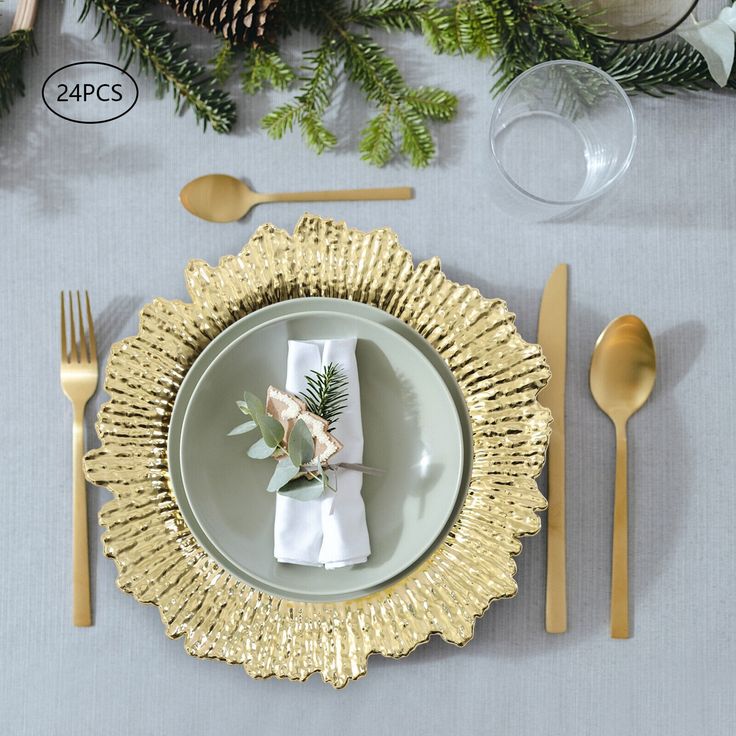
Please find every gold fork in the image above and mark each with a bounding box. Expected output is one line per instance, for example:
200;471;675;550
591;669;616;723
60;291;98;627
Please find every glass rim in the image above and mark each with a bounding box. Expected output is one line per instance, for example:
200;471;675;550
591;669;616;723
488;60;637;208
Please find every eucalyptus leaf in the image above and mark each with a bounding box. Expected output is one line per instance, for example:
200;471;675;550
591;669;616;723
242;389;284;448
259;413;284;448
247;437;275;459
227;420;257;436
278;477;324;501
288;418;314;467
236;400;251;416
242;390;265;419
267;458;300;492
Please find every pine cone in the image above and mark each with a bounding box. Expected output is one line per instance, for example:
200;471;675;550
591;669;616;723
164;0;281;47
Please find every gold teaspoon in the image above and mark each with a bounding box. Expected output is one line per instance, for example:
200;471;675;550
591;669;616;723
590;315;656;639
180;174;414;222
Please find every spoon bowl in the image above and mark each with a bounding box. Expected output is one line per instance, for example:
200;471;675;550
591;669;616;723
590;314;656;639
179;174;413;222
590;315;656;423
180;174;254;223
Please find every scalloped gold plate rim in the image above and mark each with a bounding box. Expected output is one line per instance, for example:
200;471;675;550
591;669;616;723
84;214;551;688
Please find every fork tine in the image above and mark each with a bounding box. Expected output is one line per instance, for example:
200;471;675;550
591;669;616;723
85;291;97;362
68;291;79;363
60;291;68;363
76;291;89;363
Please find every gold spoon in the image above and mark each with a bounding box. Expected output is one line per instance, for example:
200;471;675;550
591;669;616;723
590;315;656;639
180;174;414;222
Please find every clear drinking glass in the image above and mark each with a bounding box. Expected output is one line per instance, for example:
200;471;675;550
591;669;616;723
489;60;637;221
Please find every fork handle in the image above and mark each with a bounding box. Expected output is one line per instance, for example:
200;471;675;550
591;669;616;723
72;406;91;626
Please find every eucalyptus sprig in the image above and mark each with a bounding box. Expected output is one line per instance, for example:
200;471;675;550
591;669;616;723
229;389;330;501
228;375;382;501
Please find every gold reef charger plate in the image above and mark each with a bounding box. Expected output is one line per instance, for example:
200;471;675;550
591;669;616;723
84;214;551;688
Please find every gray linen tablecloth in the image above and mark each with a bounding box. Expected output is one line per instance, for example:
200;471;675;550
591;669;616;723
2;2;734;734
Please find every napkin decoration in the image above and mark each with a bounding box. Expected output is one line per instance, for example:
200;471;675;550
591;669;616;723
678;4;736;87
227;339;377;567
266;386;343;466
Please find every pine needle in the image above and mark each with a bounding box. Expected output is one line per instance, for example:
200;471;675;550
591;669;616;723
299;363;349;429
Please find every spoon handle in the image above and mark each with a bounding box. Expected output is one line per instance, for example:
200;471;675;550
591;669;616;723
611;423;629;638
259;187;413;204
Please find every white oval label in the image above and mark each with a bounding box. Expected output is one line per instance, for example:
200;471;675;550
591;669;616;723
42;61;138;124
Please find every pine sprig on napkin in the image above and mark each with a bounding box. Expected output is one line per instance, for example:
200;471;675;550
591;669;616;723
299;363;349;429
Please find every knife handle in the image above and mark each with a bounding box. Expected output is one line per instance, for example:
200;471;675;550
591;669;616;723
545;420;567;633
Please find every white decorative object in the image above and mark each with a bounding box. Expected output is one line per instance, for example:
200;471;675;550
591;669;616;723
678;4;736;87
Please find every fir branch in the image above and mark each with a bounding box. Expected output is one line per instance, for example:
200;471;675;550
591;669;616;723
360;109;394;166
262;38;339;153
347;0;436;32
241;45;296;95
264;0;457;166
452;0;504;58
299;363;349;429
435;0;607;92
278;0;339;35
337;29;454;166
600;40;732;95
79;0;236;132
210;39;235;85
261;101;300;138
420;9;456;54
0;29;34;116
434;1;728;98
403;86;458;120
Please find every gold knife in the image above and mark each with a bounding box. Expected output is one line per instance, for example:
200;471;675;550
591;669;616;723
537;264;568;633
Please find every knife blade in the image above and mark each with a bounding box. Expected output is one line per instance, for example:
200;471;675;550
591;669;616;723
537;264;568;634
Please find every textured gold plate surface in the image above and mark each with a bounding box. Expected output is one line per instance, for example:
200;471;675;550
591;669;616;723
84;214;551;688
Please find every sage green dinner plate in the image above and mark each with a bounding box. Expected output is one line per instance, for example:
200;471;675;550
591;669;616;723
178;310;464;600
168;298;473;601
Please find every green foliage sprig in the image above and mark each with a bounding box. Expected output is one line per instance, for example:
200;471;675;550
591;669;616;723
79;0;236;132
432;1;735;95
229;389;328;500
603;40;728;95
66;0;736;162
229;367;380;501
299;362;349;429
0;29;34;116
215;0;458;167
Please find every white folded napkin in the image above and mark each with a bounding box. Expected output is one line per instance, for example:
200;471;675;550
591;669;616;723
273;338;371;568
